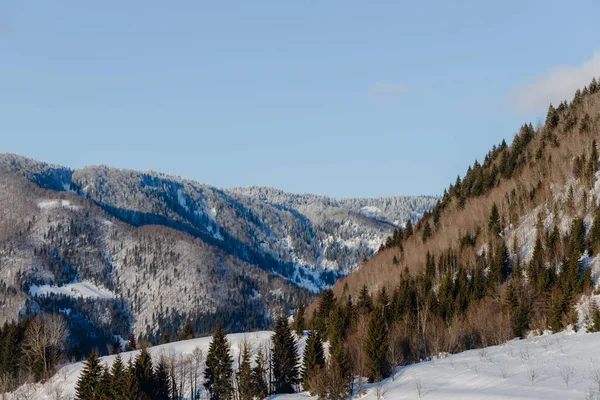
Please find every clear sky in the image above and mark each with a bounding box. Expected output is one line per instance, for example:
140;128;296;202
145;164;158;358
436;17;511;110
1;1;599;198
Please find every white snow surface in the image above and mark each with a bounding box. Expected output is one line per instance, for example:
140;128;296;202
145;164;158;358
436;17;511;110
28;281;116;299
37;199;79;211
15;328;600;400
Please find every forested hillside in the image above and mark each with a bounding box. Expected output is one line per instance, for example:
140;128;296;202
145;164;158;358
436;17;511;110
300;77;600;396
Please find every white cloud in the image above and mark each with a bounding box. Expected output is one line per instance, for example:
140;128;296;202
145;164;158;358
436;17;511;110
368;83;407;100
509;51;600;115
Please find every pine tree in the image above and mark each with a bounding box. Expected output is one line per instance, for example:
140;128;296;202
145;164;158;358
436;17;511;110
135;346;156;400
204;323;233;400
327;338;352;399
96;366;113;400
250;349;268;399
589;301;600;333
315;290;335;337
421;220;432;243
75;350;102;400
271;315;300;394
125;358;140;400
488;203;501;237
357;285;373;314
178;321;195;341
111;354;127;400
294;300;305;337
154;359;171;400
590;206;600;253
301;330;325;393
364;307;390;383
237;341;253;400
404;220;413;238
126;334;137;351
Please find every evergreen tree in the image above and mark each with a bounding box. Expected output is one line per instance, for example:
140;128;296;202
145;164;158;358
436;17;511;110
250;349;268;399
126;334;137;351
204;323;233;400
488;203;501;237
590;206;600;253
364;307;390;383
404;220;413;239
154;359;171;400
271;315;300;394
315;290;335;337
237;341;253;400
294;300;305;337
327;338;352;399
111;354;127;400
421;220;432;243
357;285;373;314
96;366;113;400
135;346;156;400
301;330;325;393
178;321;195;341
75;350;102;400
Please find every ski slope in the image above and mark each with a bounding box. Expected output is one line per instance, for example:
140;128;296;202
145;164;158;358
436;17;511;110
11;329;600;399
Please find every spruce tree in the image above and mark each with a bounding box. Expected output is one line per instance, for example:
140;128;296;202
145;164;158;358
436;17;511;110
327;339;352;400
178;321;195;341
75;350;102;400
488;203;501;237
271;315;300;394
126;334;137;351
294;300;306;337
404;220;413;238
421;220;432;243
301;330;325;393
590;206;600;253
204;323;233;400
154;359;171;400
96;366;113;400
357;285;373;314
250;349;268;399
135;346;156;400
111;353;127;400
364;307;390;383
237;341;253;400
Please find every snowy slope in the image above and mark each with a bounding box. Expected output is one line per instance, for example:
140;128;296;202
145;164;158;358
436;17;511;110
14;329;600;400
28;281;116;299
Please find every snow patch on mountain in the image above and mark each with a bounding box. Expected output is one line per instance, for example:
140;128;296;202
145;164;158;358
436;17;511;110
29;281;116;300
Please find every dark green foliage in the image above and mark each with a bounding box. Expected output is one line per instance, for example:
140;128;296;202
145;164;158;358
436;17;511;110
294;300;305;337
590;206;600;253
237;342;253;400
271;315;300;394
110;354;127;399
135;346;156;400
75;350;102;400
489;242;510;285
301;330;325;393
177;321;195;341
404;220;413;239
364;307;390;383
314;289;335;336
204;323;234;400
154;360;171;400
488;203;501;237
250;349;268;399
422;220;432;243
357;285;373;314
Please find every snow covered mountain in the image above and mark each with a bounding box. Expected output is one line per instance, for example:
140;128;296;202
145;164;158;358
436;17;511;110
0;153;435;348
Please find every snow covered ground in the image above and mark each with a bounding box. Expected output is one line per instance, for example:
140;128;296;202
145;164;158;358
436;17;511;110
12;328;600;400
28;281;116;299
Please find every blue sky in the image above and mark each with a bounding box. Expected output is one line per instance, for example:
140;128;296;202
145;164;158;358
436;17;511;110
1;1;599;197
